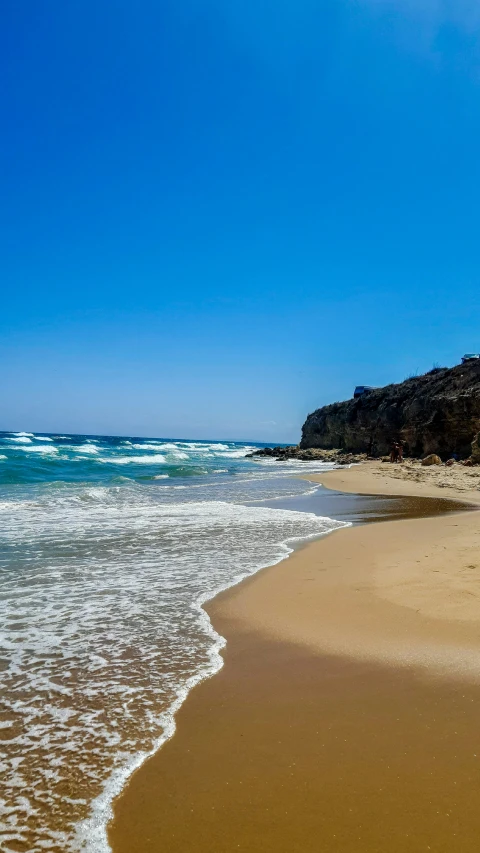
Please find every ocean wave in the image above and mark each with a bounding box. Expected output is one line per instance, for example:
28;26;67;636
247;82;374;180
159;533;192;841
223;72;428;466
34;436;54;441
6;436;32;443
67;445;100;455
20;445;59;454
182;442;212;450
213;450;250;458
0;454;7;460
132;443;166;451
13;431;34;437
98;454;166;465
153;474;170;479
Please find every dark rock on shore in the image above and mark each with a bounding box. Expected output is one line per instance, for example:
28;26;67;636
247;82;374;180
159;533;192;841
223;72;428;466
421;454;442;466
471;433;480;464
300;361;480;460
246;446;366;464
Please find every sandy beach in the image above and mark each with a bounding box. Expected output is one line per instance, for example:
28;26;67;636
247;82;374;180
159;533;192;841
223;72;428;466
109;462;480;852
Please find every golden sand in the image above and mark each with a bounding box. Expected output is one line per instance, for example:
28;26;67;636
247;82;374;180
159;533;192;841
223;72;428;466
109;464;480;853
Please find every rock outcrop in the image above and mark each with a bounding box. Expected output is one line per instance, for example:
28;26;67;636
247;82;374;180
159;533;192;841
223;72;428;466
300;361;480;460
471;433;480;464
421;454;442;466
246;446;366;464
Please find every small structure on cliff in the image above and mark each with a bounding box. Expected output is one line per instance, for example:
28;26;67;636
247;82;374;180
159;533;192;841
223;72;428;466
353;385;376;399
301;360;480;460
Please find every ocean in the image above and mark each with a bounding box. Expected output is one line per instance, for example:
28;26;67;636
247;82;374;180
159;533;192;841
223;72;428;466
0;431;347;853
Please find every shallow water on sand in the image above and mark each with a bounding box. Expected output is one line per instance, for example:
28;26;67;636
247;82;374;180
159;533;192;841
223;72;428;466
0;432;349;853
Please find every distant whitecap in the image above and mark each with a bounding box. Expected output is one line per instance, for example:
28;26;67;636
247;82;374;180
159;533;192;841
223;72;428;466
214;450;250;458
20;445;59;454
132;443;166;451
99;454;166;465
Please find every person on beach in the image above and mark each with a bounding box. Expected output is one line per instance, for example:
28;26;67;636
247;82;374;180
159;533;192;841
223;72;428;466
390;442;398;463
397;442;404;463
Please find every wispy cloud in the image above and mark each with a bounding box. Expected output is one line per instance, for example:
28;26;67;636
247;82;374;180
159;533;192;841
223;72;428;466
211;0;480;75
354;0;480;74
357;0;480;42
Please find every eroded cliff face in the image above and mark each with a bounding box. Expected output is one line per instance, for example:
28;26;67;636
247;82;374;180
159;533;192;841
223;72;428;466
300;361;480;459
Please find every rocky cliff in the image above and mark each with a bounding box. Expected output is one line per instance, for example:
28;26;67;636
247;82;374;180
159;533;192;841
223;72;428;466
300;361;480;459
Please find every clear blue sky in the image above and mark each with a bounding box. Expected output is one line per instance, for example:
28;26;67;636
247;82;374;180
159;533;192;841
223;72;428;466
2;1;480;442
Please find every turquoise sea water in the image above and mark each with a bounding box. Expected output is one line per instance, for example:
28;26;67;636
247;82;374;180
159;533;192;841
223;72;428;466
0;431;345;853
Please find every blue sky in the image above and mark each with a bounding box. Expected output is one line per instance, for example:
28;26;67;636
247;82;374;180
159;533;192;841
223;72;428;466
2;1;480;442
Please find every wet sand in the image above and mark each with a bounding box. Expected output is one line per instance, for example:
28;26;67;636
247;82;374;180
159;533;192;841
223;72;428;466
312;459;480;504
109;471;480;853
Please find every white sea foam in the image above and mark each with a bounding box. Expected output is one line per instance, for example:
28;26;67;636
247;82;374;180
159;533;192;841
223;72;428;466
20;444;59;454
0;439;343;852
0;454;7;460
13;431;34;437
79;504;346;853
98;454;166;465
0;471;343;853
132;443;167;451
183;442;211;450
155;442;183;450
33;436;54;441
6;436;32;443
214;449;251;458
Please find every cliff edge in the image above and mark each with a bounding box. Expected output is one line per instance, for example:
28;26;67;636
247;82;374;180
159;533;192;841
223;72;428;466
300;361;480;459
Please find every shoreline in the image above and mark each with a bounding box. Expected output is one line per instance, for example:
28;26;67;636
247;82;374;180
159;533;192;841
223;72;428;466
305;458;480;504
109;464;480;852
80;472;350;853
